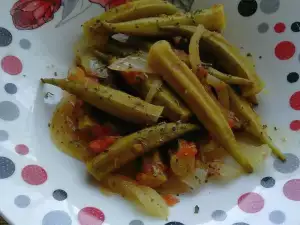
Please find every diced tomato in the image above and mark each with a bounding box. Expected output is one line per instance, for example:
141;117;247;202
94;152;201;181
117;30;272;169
91;124;115;138
196;66;208;78
176;140;198;158
228;118;235;129
163;194;180;207
121;71;144;85
88;136;119;153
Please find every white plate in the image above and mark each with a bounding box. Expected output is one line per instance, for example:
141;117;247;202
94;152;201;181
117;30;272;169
0;0;300;224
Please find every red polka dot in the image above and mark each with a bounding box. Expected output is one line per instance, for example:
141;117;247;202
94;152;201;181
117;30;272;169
21;165;47;185
78;207;105;225
15;144;29;155
283;179;300;201
274;23;286;33
290;120;300;131
1;56;23;75
290;91;300;110
275;41;296;60
238;192;264;213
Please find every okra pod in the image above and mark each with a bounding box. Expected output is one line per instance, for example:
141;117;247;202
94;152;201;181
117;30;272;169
207;67;253;86
87;122;199;180
189;24;205;74
148;41;253;173
228;87;286;161
41;78;164;125
102;4;226;36
137;76;192;122
160;25;263;100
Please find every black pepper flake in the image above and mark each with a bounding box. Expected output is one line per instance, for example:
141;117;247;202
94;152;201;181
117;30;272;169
262;124;267;129
259;56;262;59
54;72;58;77
194;205;199;214
48;123;51;127
44;92;54;99
274;127;278;131
246;53;252;57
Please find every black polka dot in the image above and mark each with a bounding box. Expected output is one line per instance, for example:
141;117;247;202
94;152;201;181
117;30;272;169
0;28;12;47
273;153;300;173
4;83;17;94
291;22;300;32
0;157;15;179
53;189;68;201
261;176;275;188
287;72;299;83
165;222;185;225
233;223;249;225
238;0;258;17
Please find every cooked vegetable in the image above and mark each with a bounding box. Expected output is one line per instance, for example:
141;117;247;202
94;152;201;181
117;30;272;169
162;194;180;206
228;87;285;161
50;95;94;162
207;77;230;109
108;52;154;74
44;0;280;218
105;38;137;57
156;175;190;195
101;174;169;219
181;167;208;189
210;134;272;181
87;122;198;180
89;136;119;153
170;153;195;177
136;151;167;188
187;28;239;126
207;67;253;86
202;31;264;98
102;4;226;36
82;0;178;51
126;36;154;51
160;25;263;99
77;52;109;78
160;24;197;37
207;161;242;181
135;76;192;121
105;51;192;121
77;114;97;130
200;140;228;162
83;0;179;32
41;78;164;125
148;40;253;173
173;49;191;66
189;25;205;74
237;136;271;170
144;77;163;103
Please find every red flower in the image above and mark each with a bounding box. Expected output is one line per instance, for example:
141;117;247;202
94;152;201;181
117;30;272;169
89;0;127;10
10;0;61;30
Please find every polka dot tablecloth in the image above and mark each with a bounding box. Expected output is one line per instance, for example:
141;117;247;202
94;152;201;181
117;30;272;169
1;0;300;224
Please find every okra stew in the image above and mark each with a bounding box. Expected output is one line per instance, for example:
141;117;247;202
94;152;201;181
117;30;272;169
41;0;285;219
